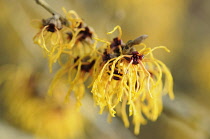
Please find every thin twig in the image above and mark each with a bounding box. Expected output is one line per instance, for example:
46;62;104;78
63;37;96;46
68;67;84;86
126;35;148;47
35;0;69;26
35;0;58;15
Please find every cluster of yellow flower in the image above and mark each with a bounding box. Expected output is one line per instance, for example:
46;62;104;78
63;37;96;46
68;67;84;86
33;7;174;135
33;8;98;108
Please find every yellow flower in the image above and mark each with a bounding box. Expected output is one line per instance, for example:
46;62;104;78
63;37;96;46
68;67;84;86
32;2;174;135
91;26;174;135
33;7;98;107
0;65;85;139
32;14;69;67
33;8;97;71
48;55;96;109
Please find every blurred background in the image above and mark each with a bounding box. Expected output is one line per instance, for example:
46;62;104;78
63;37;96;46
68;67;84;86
0;0;210;139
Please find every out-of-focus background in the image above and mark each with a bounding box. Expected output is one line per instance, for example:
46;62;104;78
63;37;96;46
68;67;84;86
0;0;210;139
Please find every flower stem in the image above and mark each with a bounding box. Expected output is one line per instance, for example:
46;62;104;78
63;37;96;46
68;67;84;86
35;0;58;15
126;35;148;47
35;0;69;26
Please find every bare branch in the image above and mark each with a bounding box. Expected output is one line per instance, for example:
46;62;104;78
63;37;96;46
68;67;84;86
126;35;148;47
35;0;69;26
35;0;58;15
